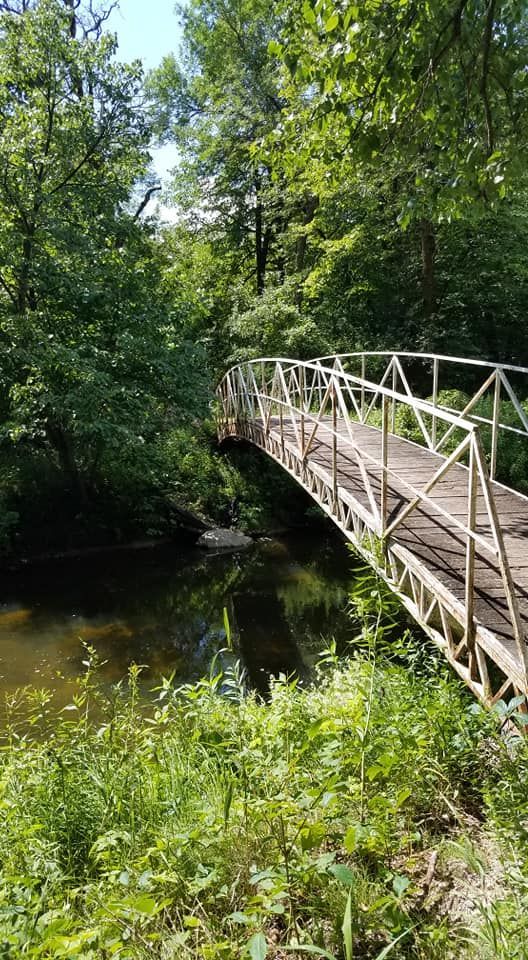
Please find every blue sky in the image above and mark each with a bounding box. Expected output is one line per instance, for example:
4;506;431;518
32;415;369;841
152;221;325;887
108;0;182;200
108;0;182;71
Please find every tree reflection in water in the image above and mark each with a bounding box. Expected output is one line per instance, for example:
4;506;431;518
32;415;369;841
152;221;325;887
0;531;360;703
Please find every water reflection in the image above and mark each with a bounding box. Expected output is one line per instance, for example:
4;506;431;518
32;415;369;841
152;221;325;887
0;531;358;701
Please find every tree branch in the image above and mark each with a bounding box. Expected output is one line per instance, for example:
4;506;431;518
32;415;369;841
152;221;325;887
83;0;119;39
45;119;114;199
429;0;470;74
133;185;162;221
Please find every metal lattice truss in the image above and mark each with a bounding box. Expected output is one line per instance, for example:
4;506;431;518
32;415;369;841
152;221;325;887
217;354;528;706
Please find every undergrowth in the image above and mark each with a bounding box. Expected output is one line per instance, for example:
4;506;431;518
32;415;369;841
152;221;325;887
0;584;528;958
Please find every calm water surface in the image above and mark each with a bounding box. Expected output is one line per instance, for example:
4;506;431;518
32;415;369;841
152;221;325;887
0;531;359;703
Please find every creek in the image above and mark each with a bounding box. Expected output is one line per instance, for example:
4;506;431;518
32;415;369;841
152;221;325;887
0;529;360;704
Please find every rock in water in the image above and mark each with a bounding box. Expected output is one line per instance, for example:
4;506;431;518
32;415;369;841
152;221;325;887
197;528;253;551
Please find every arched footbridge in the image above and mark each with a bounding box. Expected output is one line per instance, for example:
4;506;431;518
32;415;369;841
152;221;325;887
217;353;528;707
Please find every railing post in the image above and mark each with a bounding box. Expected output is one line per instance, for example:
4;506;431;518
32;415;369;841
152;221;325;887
299;364;305;460
491;371;501;481
246;367;253;420
277;362;284;456
360;354;366;423
465;436;477;676
236;368;243;419
391;356;397;433
432;357;439;448
381;394;389;536
243;367;250;419
332;380;338;508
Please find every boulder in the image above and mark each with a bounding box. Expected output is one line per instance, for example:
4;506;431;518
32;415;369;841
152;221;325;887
197;527;253;551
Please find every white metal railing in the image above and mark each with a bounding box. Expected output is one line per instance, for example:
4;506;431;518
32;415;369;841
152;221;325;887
217;356;528;691
314;352;528;484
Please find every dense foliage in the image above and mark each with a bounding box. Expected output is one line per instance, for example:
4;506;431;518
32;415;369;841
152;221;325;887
0;0;212;551
148;0;528;368
3;5;528;957
2;609;528;959
2;0;528;549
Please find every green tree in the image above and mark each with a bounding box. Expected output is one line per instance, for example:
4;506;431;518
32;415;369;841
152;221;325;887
0;0;207;515
148;0;292;299
272;0;528;319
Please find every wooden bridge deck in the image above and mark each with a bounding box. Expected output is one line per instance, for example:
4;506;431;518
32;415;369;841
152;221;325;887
218;354;528;705
278;417;528;671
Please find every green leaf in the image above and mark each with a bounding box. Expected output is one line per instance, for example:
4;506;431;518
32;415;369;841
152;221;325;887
374;926;415;959
392;874;411;898
325;13;339;32
300;821;326;851
342;890;353;960
303;1;317;25
248;932;267;960
46;931;98;956
329;863;355;886
307;718;325;739
344;823;363;852
228;911;251;924
392;787;411;811
343;6;359;29
223;777;234;824
267;40;283;57
514;713;528;726
127;895;159;916
507;694;526;711
366;764;382;781
223;606;232;649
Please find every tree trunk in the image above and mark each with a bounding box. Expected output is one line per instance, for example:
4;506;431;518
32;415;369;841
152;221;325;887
255;183;266;295
17;227;37;312
420;218;436;319
45;420;89;510
294;194;319;307
295;194;319;273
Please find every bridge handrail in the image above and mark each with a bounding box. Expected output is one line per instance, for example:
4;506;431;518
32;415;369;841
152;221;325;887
312;351;528;377
224;384;494;553
309;351;528;483
217;358;477;433
218;358;481;548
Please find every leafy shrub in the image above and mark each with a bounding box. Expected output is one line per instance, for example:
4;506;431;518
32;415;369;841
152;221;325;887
0;630;526;959
230;282;330;363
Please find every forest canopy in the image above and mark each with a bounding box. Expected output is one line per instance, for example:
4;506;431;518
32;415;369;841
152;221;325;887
1;0;528;552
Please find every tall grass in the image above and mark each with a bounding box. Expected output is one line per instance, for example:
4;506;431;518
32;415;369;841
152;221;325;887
1;611;528;958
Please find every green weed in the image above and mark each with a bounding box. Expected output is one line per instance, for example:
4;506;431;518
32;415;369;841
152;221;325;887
0;623;527;958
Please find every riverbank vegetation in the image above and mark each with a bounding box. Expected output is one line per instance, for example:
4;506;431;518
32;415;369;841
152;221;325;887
2;582;528;959
3;3;528;955
1;0;528;554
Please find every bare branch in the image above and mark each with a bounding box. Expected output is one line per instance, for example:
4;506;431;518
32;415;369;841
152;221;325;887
133;185;162;221
83;0;119;39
